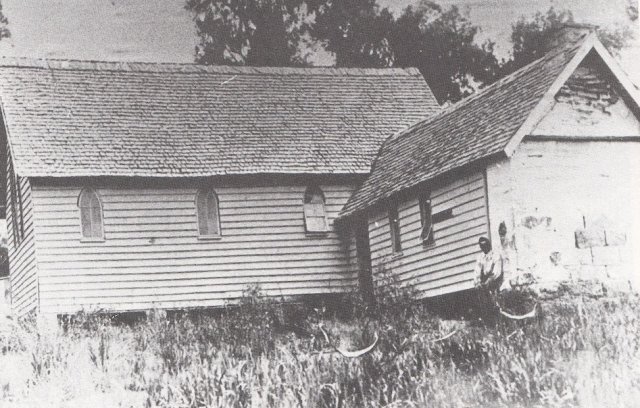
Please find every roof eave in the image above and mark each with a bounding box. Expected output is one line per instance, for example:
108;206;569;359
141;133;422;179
336;151;507;222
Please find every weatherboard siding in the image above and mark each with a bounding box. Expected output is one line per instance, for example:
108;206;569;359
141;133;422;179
7;175;39;316
369;171;488;298
30;182;358;314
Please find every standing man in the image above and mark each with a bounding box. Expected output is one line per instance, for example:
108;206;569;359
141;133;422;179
474;237;504;315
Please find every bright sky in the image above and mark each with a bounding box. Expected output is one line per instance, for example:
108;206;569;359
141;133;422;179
0;0;637;81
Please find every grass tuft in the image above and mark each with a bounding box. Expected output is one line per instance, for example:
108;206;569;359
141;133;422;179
0;285;638;407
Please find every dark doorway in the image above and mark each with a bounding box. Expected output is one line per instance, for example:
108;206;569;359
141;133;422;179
355;218;375;306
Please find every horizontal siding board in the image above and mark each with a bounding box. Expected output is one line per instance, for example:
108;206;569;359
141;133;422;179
368;190;485;244
9;275;38;306
40;285;355;310
34;235;346;250
416;279;475;298
39;255;350;270
372;224;486;268
376;242;479;281
37;219;318;234
36;211;311;226
370;204;485;250
369;170;487;299
35;227;324;240
391;211;486;253
8;260;37;294
37;246;349;263
410;269;474;292
31;183;355;195
387;262;472;286
32;183;357;314
432;177;483;205
394;256;477;286
386;212;487;255
40;270;357;286
40;263;354;278
430;172;483;198
41;278;356;299
36;240;346;256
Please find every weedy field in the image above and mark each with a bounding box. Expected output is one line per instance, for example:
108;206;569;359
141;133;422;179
0;284;639;408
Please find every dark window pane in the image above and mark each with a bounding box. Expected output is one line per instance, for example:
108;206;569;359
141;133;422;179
197;190;209;235
91;201;103;238
80;204;93;238
207;191;220;236
197;189;220;236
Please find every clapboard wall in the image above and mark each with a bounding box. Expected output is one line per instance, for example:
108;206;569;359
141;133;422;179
6;173;39;316
368;171;489;298
30;180;358;314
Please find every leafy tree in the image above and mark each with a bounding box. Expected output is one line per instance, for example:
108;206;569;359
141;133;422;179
627;0;638;21
389;2;500;103
185;0;317;66
187;0;499;102
0;2;8;41
310;0;395;67
503;7;633;74
312;0;499;103
508;8;574;72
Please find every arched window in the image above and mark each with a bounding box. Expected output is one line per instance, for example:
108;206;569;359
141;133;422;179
196;188;221;237
78;188;104;240
304;186;328;233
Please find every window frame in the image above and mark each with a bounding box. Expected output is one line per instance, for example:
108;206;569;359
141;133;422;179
303;185;329;235
195;188;222;239
77;188;105;242
388;203;402;253
419;190;435;245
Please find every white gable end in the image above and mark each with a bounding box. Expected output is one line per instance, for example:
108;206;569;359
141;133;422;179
531;53;640;138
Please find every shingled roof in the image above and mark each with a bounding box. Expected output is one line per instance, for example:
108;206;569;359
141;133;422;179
0;60;438;177
339;29;606;219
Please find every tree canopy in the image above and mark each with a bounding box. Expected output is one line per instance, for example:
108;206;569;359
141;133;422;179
185;0;316;66
388;2;499;103
0;2;9;42
501;7;633;75
185;0;634;104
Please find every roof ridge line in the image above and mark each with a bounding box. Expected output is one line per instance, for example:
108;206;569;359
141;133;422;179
0;56;422;76
386;35;589;145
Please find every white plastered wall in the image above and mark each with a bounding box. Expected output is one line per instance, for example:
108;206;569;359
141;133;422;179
486;53;640;291
487;141;640;290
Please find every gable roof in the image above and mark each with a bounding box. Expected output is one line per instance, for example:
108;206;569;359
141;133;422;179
0;59;438;178
339;30;640;219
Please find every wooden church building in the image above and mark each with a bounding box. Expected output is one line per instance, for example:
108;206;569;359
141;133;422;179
2;26;639;317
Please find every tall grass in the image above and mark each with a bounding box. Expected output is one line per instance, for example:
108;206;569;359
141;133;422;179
0;286;638;407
